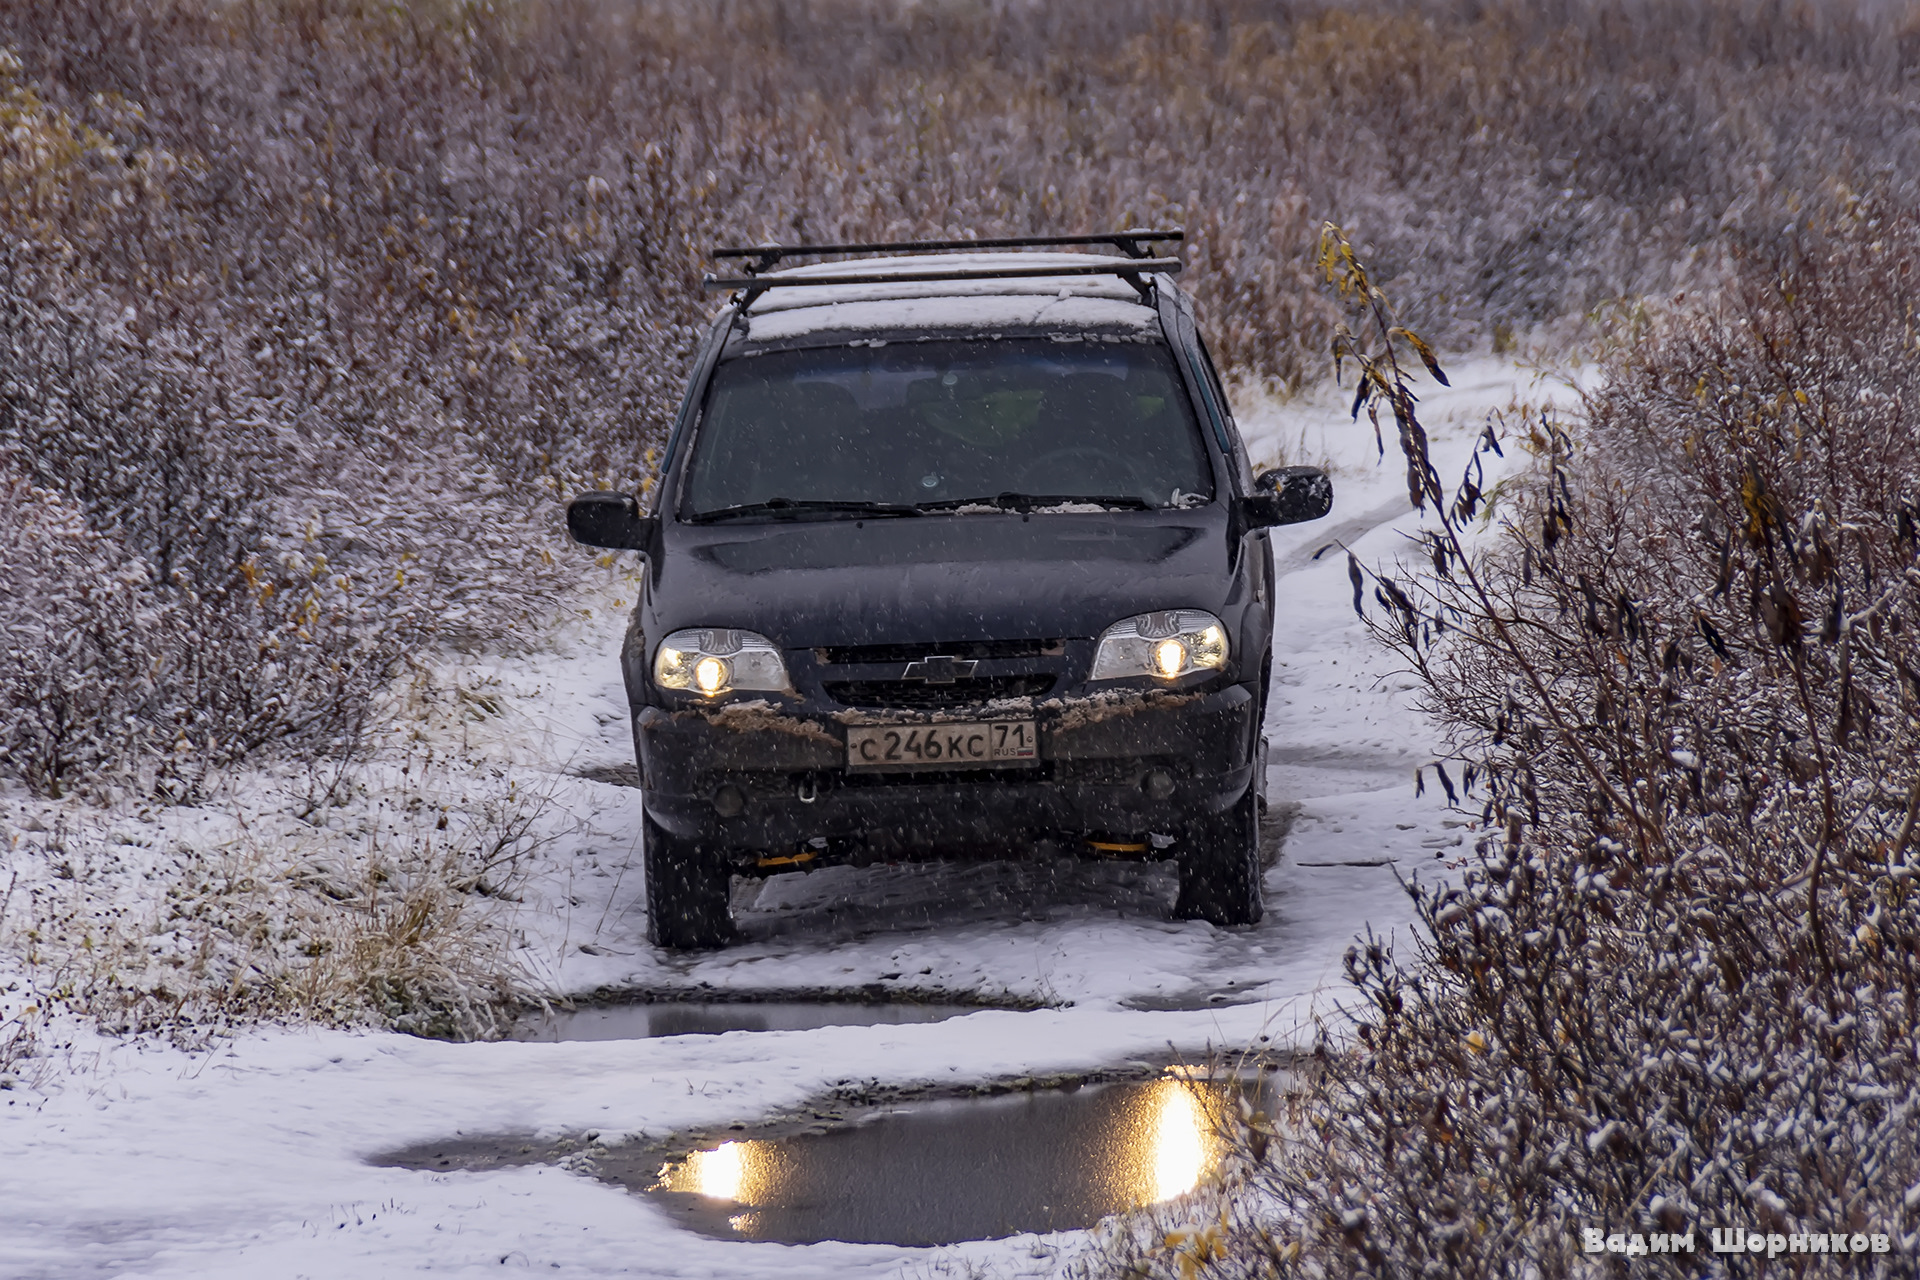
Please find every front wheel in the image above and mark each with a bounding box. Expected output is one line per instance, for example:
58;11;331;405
643;812;735;950
1174;784;1264;926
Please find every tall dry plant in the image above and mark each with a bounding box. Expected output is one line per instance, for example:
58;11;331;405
1100;220;1920;1278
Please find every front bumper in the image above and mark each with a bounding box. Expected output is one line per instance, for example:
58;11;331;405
635;683;1257;857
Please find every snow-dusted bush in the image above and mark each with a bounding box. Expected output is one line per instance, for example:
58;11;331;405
0;474;145;791
3;0;1918;798
0;267;569;796
0;51;580;796
1095;221;1920;1277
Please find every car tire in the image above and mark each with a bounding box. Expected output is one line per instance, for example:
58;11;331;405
643;811;736;950
1174;783;1264;926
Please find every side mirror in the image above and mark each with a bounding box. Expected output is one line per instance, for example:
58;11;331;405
567;491;657;551
1240;466;1333;528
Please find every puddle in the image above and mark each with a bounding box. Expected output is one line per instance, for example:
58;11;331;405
1121;988;1273;1012
1292;858;1398;868
510;999;987;1042
380;1074;1285;1246
649;1078;1265;1244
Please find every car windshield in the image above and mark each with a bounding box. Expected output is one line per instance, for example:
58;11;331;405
680;339;1213;517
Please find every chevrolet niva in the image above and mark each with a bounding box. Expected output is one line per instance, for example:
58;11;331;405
567;231;1332;948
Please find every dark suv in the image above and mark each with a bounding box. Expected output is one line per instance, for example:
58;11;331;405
568;232;1331;948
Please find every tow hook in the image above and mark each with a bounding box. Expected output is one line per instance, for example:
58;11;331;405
797;776;820;804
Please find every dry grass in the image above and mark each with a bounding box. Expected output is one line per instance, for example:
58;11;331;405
2;752;547;1068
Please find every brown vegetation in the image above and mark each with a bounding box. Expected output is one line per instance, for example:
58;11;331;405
3;0;1917;793
5;0;1920;1190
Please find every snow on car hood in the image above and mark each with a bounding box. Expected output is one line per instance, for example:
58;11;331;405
647;510;1231;648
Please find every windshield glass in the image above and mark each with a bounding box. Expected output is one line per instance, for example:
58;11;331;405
680;339;1213;516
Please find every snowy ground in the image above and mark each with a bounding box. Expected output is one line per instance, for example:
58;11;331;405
0;356;1584;1279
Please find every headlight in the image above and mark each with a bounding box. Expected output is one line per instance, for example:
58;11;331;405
1090;610;1229;682
654;628;791;696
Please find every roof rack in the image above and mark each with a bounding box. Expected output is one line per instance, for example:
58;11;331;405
711;229;1184;275
703;230;1185;309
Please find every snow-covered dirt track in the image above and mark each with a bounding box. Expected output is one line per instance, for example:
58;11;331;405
0;359;1580;1279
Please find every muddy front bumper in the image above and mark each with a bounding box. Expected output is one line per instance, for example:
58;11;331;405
634;684;1258;858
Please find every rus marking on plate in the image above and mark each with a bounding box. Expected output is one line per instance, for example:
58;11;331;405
846;720;1037;771
898;655;979;684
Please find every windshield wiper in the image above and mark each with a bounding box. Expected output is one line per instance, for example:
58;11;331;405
917;492;1155;512
690;498;926;523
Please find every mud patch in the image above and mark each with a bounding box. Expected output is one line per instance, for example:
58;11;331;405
575;762;641;789
1045;687;1202;732
1258;798;1299;868
510;998;992;1042
674;699;841;746
1121;978;1288;1012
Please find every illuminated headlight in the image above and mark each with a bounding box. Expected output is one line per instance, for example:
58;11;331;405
1090;610;1229;682
654;628;790;696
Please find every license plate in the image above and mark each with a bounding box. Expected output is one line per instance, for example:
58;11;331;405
845;720;1038;771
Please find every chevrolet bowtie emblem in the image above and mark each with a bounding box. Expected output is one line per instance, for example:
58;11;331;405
899;655;978;684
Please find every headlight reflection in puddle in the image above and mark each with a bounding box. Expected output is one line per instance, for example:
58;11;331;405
692;1141;743;1200
660;1139;766;1206
1148;1080;1212;1202
650;1073;1253;1242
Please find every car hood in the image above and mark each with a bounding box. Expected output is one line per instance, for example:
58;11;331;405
648;511;1233;647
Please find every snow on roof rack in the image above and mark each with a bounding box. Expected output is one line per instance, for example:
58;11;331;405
711;229;1183;274
703;258;1180;309
703;231;1184;309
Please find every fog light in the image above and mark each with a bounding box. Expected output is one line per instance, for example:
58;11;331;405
1144;769;1177;800
712;784;746;817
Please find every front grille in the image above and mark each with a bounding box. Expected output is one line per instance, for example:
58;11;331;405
817;638;1063;665
823;675;1057;708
